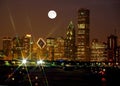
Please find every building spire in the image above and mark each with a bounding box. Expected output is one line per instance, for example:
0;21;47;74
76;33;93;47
68;21;74;29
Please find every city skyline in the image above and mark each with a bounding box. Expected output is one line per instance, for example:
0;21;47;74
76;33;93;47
0;0;120;49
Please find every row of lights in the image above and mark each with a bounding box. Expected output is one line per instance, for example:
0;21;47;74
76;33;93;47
22;59;45;65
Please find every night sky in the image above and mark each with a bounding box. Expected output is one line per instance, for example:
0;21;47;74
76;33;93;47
0;0;120;48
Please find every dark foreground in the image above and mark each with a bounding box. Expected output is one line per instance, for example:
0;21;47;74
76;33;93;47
0;66;120;86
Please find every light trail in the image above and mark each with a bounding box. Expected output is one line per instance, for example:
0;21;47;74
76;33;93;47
6;3;48;86
45;27;56;38
24;65;32;86
44;21;62;39
7;2;26;60
27;16;33;34
38;65;49;86
7;6;17;35
26;15;36;42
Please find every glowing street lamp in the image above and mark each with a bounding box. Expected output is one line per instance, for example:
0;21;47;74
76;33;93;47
37;60;44;65
22;59;27;64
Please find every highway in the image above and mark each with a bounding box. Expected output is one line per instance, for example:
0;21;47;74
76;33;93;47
0;66;106;86
0;60;120;86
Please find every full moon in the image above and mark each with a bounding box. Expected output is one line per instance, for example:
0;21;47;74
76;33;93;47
48;10;57;19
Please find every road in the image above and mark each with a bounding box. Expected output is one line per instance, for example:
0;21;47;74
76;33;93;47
0;66;120;86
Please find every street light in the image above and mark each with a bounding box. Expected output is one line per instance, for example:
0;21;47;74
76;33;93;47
22;59;27;64
37;60;44;65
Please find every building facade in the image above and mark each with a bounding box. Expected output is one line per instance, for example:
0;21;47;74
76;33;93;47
117;46;120;62
2;37;12;57
46;37;65;61
46;37;55;61
2;37;13;60
54;37;65;60
107;34;118;62
22;34;33;60
12;36;23;60
12;34;33;60
90;39;107;62
64;21;76;60
77;8;90;62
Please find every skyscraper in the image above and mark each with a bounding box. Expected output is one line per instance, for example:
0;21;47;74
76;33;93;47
77;8;90;62
54;37;64;60
46;37;55;61
2;37;12;57
22;34;33;60
65;21;76;60
12;34;33;60
107;34;118;62
12;36;23;60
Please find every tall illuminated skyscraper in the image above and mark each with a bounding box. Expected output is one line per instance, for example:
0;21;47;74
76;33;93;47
65;21;76;60
77;8;90;62
22;34;33;60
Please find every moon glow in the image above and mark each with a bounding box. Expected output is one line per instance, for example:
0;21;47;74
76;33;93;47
48;10;57;19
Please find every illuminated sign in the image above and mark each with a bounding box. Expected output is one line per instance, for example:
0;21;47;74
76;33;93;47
37;38;46;49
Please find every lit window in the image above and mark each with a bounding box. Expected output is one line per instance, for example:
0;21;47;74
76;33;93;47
79;42;84;45
78;30;85;34
78;24;85;29
70;31;73;35
67;31;69;35
81;52;85;55
81;48;85;51
81;12;84;15
69;37;72;40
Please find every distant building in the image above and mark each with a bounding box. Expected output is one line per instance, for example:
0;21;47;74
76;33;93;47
54;37;65;60
22;34;33;60
64;21;76;60
90;39;107;62
46;37;55;61
77;8;90;61
2;37;12;57
12;34;33;60
46;37;65;61
117;46;120;62
12;36;23;60
107;34;118;62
